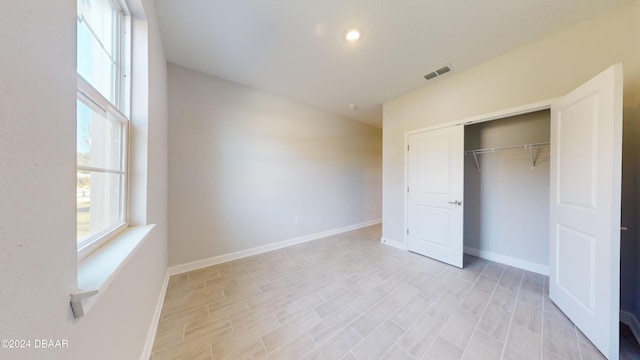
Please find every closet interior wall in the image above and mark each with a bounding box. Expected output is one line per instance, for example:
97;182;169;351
464;110;551;271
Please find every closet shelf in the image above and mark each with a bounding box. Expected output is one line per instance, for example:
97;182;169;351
464;142;550;170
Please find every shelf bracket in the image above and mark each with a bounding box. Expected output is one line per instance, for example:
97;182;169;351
472;151;480;171
529;146;536;168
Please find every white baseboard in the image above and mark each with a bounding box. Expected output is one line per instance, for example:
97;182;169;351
620;310;640;344
140;270;170;360
378;240;548;275
380;237;406;251
168;219;382;276
464;246;549;275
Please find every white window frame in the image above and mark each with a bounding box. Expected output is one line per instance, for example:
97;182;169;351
77;0;132;259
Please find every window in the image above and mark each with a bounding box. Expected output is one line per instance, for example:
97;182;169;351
76;0;131;255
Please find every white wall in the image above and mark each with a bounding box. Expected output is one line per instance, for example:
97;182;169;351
168;64;382;266
0;0;168;359
464;111;550;267
0;2;77;358
383;0;639;311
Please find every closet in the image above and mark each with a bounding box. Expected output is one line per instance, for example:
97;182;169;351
405;110;553;272
463;110;550;272
404;64;622;359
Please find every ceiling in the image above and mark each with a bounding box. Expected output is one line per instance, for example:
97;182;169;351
154;0;632;128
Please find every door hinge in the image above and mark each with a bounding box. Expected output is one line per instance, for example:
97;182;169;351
407;145;410;151
406;228;409;235
407;186;409;193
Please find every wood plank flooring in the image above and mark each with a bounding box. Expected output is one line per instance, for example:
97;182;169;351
151;225;605;360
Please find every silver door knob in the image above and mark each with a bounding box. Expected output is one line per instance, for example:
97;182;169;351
448;200;462;206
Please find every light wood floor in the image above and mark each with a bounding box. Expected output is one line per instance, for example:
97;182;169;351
151;224;605;360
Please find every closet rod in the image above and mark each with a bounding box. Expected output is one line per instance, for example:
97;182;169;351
464;142;550;155
464;142;550;170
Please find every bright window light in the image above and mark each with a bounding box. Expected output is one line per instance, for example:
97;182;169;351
76;0;131;256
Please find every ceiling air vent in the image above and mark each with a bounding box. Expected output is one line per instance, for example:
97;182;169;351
424;64;453;80
436;66;451;75
424;72;438;80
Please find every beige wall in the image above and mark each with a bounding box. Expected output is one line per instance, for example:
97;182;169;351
383;0;639;309
0;1;169;359
168;64;382;266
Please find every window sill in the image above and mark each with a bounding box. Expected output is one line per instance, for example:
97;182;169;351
72;224;155;318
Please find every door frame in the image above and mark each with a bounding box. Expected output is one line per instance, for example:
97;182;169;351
404;97;558;252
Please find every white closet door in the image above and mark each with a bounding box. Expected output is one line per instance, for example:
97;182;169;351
549;64;623;359
407;125;464;268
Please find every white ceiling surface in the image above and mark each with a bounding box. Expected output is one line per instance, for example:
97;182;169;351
155;0;632;128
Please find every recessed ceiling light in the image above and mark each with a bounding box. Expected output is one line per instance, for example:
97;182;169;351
345;29;361;43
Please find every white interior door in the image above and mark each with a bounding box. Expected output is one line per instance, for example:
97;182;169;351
407;125;464;268
549;64;623;359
